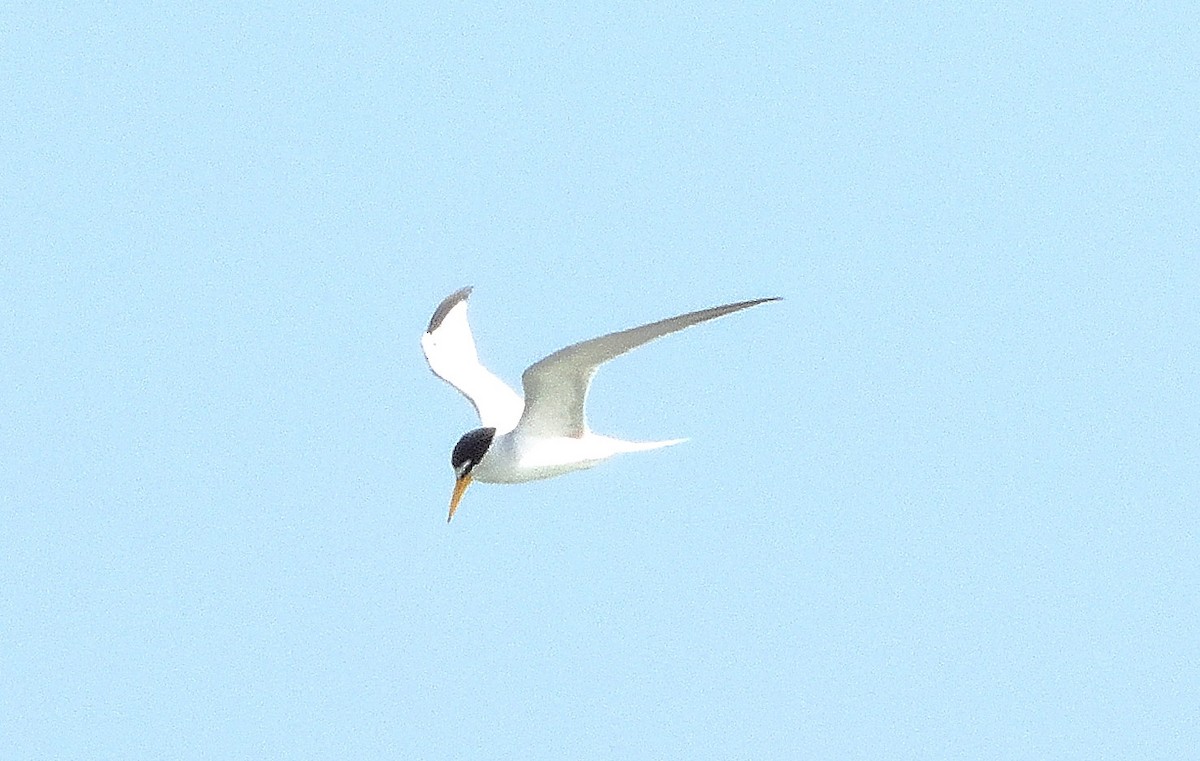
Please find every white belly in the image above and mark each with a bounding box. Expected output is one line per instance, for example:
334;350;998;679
471;433;624;483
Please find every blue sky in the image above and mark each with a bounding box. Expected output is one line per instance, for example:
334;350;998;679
2;3;1197;758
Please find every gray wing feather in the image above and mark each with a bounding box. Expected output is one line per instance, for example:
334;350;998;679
518;297;779;438
427;286;473;333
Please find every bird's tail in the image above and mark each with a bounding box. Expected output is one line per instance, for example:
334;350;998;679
611;437;688;453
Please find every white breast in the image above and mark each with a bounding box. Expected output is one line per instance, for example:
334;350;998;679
472;432;627;483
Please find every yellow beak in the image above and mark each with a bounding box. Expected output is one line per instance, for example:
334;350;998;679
448;473;473;522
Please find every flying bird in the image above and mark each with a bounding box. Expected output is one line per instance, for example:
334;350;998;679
421;287;779;521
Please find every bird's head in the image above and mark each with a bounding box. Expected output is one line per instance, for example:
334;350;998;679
447;427;496;522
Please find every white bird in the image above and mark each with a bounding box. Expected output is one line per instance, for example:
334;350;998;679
421;287;779;521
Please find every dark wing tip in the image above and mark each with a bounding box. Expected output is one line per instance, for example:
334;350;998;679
743;296;782;307
426;286;474;333
711;295;782;315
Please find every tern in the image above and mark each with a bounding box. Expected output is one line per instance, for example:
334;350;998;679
422;287;779;521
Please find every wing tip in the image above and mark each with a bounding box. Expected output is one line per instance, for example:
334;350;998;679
426;286;474;333
715;295;782;318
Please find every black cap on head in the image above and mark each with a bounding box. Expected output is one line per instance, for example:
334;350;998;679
452;427;496;475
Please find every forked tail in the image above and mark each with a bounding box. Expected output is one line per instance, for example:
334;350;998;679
612;437;688;453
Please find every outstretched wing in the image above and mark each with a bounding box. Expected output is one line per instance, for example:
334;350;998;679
517;297;779;438
421;287;525;432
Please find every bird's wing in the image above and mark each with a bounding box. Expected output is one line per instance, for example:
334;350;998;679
421;287;525;432
517;297;779;438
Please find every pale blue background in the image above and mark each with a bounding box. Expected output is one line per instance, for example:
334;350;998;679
2;3;1197;759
